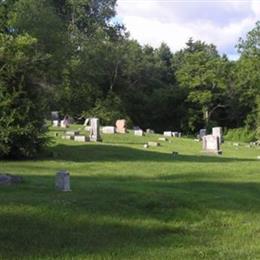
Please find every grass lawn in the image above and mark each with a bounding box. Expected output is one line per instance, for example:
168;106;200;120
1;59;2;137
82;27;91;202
0;126;260;259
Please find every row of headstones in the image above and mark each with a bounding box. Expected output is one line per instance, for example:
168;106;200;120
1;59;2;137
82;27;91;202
201;127;223;155
63;118;102;142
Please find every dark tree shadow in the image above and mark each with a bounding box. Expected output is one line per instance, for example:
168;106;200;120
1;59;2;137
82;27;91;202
43;144;256;163
1;173;260;258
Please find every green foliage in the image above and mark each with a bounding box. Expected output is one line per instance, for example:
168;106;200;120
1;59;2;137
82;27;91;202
225;128;256;142
0;33;48;158
83;92;131;126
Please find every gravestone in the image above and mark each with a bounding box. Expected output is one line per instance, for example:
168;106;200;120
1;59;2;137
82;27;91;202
51;111;59;121
53;120;59;127
74;135;89;142
202;135;222;155
55;170;71;192
89;118;102;142
60;120;69;128
172;132;181;137
146;129;154;134
116;119;127;134
163;131;172;137
134;130;144;136
212;127;223;143
62;135;73;140
199;129;207;140
159;137;168;141
148;141;160;147
0;174;23;186
102;126;116;134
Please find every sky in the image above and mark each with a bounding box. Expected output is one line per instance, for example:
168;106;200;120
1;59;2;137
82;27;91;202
116;0;260;60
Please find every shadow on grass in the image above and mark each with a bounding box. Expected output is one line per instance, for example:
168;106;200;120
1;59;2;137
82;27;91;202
1;173;260;258
44;144;256;163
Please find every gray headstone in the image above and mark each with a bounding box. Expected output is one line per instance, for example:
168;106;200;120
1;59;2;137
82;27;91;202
199;129;207;140
56;170;71;192
51;111;59;121
89;118;102;142
0;174;23;186
202;135;222;155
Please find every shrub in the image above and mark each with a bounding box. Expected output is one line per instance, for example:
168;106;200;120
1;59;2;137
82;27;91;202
225;128;256;143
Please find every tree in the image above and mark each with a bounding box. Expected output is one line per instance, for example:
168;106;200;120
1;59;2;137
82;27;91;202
175;39;227;131
0;33;49;158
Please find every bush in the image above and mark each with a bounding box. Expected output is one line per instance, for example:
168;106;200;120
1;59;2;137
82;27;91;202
225;128;256;142
0;33;48;158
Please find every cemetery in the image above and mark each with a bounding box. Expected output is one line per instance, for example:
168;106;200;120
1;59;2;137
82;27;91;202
1;0;260;259
0;120;260;259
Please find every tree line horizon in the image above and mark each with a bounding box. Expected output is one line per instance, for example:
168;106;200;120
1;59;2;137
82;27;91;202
0;0;259;158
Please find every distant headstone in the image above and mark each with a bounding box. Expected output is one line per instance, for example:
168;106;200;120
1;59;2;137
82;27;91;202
148;141;160;147
51;111;59;121
89;118;102;142
164;131;172;137
159;137;167;141
53;120;60;127
0;174;23;186
74;135;89;142
133;126;141;130
116;119;127;134
102;126;116;134
172;132;181;137
134;130;144;136
146;129;154;134
199;129;207;140
212;127;223;143
62;135;73;140
55;170;71;192
202;135;222;155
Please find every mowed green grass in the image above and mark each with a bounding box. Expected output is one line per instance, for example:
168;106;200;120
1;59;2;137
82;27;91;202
0;126;260;259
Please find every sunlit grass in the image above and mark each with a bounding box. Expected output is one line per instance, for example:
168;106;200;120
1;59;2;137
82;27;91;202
0;126;259;259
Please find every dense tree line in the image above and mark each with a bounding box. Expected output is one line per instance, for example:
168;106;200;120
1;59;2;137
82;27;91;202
0;0;259;158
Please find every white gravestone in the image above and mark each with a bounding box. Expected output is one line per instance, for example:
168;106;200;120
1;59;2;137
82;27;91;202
134;130;144;136
53;120;59;127
164;131;172;137
102;126;116;134
212;127;223;143
148;141;160;147
60;120;69;128
74;135;88;142
203;135;222;155
56;170;71;192
158;137;167;141
89;118;102;142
